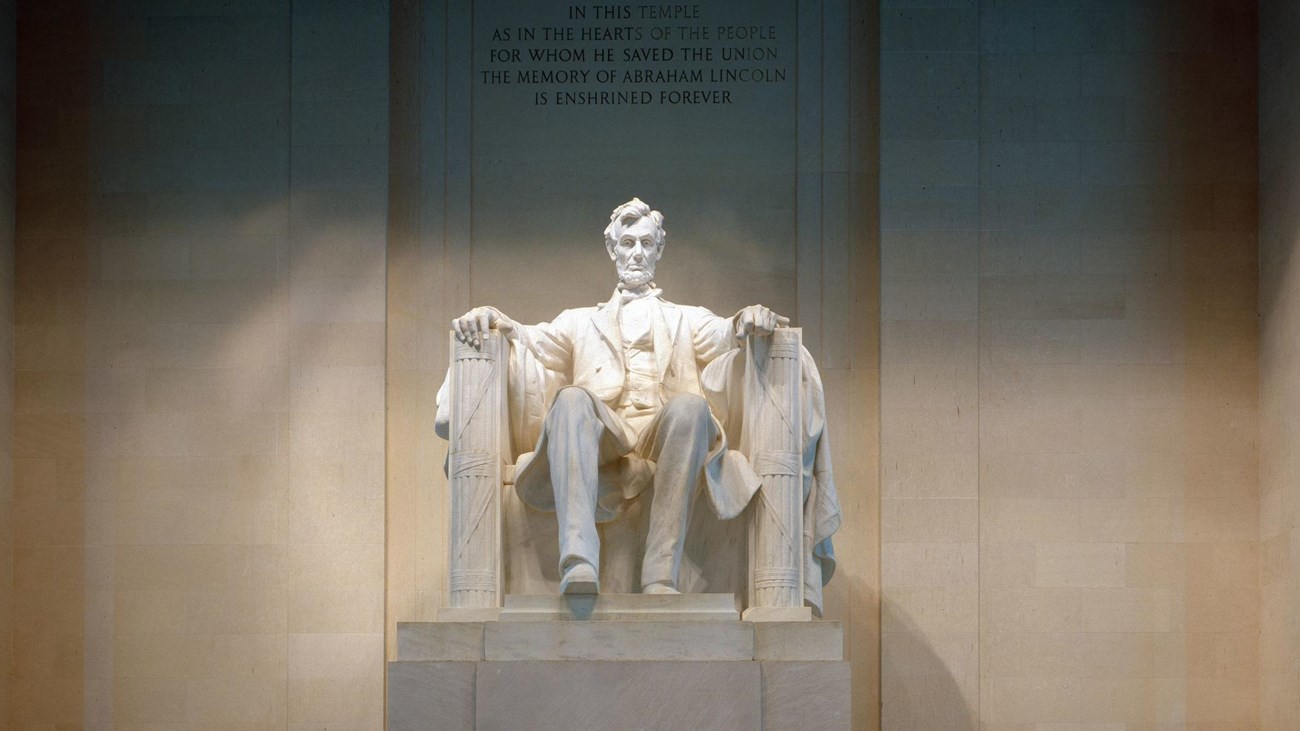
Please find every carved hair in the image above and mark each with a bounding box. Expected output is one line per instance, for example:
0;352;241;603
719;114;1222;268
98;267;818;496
603;197;666;250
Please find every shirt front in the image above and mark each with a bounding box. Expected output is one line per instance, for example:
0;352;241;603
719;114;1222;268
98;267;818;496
616;286;663;434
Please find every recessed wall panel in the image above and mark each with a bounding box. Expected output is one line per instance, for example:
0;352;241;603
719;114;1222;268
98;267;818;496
391;0;879;728
469;0;798;319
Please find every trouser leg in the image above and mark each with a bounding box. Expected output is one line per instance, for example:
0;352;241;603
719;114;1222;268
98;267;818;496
639;393;714;588
546;388;604;574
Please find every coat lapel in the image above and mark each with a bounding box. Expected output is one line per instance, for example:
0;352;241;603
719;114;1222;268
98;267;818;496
655;300;682;381
592;291;622;356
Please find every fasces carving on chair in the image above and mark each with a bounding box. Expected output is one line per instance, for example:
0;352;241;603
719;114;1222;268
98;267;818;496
435;198;840;618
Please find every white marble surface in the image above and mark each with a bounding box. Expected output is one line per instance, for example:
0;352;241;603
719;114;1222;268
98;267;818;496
396;621;484;661
397;618;844;662
386;656;851;731
754;621;844;661
477;661;762;731
744;605;814;622
761;662;851;731
484;621;755;661
436;606;502;622
387;661;475;731
389;619;847;729
499;592;741;622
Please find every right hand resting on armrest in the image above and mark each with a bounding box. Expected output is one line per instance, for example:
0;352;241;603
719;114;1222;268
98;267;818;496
452;306;516;349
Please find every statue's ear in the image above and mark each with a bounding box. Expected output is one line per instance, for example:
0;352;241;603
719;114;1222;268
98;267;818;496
606;241;617;260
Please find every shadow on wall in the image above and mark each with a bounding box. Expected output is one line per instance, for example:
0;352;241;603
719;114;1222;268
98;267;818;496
1258;9;1298;328
881;598;976;730
77;183;388;678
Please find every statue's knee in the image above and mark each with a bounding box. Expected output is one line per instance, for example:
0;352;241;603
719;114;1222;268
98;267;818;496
663;393;710;422
548;388;597;423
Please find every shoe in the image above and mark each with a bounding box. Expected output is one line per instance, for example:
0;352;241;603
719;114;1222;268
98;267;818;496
560;562;599;594
641;581;680;595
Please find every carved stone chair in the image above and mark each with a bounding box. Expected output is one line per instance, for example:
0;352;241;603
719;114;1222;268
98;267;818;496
442;328;811;620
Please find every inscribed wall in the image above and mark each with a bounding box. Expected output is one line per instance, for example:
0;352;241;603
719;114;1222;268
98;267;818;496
1259;0;1300;727
386;0;880;727
10;1;388;728
880;1;1260;727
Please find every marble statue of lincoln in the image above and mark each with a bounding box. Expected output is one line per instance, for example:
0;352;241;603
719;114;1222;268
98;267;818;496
451;198;788;595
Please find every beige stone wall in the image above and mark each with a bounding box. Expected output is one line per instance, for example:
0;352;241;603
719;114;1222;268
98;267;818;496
1;1;1278;728
12;1;91;722
385;0;446;649
286;1;389;725
0;0;13;723
11;1;388;728
881;1;1260;728
1259;1;1300;727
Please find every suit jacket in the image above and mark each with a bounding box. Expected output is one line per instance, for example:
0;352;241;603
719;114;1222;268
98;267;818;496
510;288;739;412
509;288;763;525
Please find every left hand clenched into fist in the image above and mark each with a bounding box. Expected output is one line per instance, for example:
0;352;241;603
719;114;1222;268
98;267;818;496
734;304;790;339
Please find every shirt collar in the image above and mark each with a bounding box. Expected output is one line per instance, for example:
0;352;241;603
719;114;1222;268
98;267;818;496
615;282;662;303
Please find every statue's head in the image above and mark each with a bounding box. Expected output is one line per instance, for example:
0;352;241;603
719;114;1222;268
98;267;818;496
604;197;665;289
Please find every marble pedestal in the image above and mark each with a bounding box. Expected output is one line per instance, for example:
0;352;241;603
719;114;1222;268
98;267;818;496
388;595;850;730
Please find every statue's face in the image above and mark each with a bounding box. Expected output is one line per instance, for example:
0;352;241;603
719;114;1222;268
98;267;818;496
609;216;663;288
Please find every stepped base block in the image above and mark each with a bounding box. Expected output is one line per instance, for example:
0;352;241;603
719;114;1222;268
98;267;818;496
762;662;852;730
387;661;474;731
389;620;848;730
396;621;484;661
396;619;844;663
754;620;845;661
743;605;813;622
436;606;501;622
480;661;760;730
499;592;741;621
486;620;753;661
387;659;849;731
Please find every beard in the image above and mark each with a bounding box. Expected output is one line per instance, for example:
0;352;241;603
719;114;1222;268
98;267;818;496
618;265;654;288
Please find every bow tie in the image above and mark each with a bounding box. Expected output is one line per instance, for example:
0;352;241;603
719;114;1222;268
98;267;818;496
617;284;662;303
